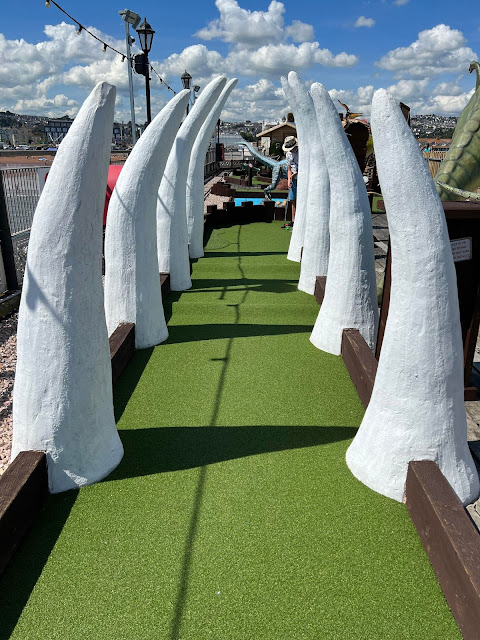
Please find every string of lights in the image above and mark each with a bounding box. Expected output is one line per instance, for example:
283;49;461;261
150;65;176;95
44;0;176;94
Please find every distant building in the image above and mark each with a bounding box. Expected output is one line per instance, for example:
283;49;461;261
256;122;296;155
10;125;33;147
44;117;73;144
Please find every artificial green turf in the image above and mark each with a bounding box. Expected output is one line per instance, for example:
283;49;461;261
0;222;461;639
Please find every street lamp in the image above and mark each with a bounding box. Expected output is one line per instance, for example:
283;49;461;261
181;70;192;115
119;8;141;146
136;18;155;125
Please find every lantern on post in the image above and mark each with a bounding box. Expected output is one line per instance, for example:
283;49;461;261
136;18;155;125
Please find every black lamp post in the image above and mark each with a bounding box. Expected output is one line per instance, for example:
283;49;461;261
136;18;155;125
181;70;192;114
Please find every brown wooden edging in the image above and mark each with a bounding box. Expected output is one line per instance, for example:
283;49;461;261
109;322;136;385
406;460;480;640
0;290;21;320
341;329;378;409
314;276;326;306
0;272;173;576
0;451;47;578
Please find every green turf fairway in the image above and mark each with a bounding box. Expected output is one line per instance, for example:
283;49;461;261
0;222;460;639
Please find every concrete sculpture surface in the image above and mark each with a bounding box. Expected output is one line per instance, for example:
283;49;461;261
281;77;309;262
104;90;190;348
310;83;378;355
282;72;330;294
11;82;123;493
346;89;479;506
157;76;226;290
187;78;237;259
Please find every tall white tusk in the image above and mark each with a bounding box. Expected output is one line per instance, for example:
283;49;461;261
285;72;330;294
280;76;309;263
104;90;190;349
11;82;123;493
157;76;227;291
187;78;238;259
346;89;480;505
309;83;378;355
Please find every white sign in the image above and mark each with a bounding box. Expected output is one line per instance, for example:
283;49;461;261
450;237;472;262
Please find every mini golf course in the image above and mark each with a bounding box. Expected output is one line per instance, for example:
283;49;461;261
0;221;461;639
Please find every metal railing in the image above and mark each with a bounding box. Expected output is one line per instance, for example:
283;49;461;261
2;168;40;235
0;168;44;291
0;151;221;293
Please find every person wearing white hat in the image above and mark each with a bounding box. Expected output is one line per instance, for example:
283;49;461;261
282;135;298;229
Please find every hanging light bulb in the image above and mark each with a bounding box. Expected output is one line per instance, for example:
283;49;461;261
121;55;125;63
76;25;83;35
45;0;51;6
103;43;107;53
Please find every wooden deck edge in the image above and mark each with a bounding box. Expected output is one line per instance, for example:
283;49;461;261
405;461;480;640
0;451;47;578
314;276;326;306
160;272;170;301
341;329;378;409
0;279;179;575
109;322;135;385
0;290;21;320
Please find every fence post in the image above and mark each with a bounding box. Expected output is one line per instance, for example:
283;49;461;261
0;171;19;290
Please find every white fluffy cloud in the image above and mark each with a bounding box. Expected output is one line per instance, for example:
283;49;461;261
0;23;130;117
196;0;312;45
226;42;357;77
354;16;375;28
285;20;315;43
376;24;477;78
327;86;374;115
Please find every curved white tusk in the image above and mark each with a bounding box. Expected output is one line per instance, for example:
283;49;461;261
286;72;330;294
187;78;238;259
280;76;309;263
309;82;378;355
346;89;479;505
157;76;227;291
11;82;123;493
104;90;190;349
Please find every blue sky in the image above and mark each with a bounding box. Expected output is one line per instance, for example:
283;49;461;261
1;0;479;121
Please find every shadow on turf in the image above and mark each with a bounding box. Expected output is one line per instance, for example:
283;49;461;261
176;278;299;295
107;425;358;481
163;323;312;344
113;347;154;422
0;490;78;639
203;250;286;258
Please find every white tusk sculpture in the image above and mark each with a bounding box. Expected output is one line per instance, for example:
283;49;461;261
157;76;227;291
11;82;123;493
187;78;238;259
104;90;190;349
282;72;329;293
281;75;308;263
346;89;480;505
309;83;378;355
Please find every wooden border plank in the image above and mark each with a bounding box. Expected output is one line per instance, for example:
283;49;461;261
314;276;326;306
341;328;377;409
160;272;170;301
0;451;47;577
109;323;135;385
406;460;480;640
